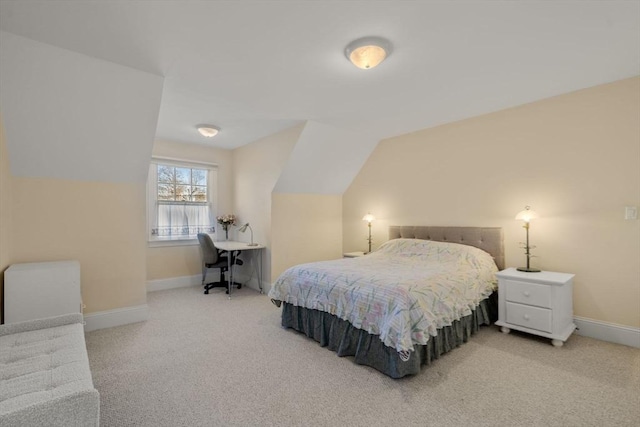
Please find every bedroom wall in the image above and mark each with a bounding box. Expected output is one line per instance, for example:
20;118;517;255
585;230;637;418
0;115;12;322
148;124;343;290
232;125;303;290
343;77;640;329
0;32;163;319
10;177;148;314
146;139;234;281
3;114;148;319
271;193;343;282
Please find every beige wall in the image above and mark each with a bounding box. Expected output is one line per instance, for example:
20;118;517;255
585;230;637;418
10;177;148;314
148;127;346;291
343;77;640;328
271;193;343;282
0;116;12;322
232;125;303;287
1;112;148;317
146;139;234;281
5;78;633;327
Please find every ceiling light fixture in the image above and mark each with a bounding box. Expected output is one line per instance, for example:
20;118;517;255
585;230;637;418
196;125;220;138
345;36;392;70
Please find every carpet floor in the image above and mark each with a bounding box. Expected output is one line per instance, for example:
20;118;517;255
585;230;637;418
85;286;640;426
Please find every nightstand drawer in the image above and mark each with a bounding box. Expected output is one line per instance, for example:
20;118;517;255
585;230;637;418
506;302;552;333
505;279;552;308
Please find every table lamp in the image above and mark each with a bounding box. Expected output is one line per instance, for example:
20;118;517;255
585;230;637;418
239;223;259;246
362;213;375;253
515;206;540;272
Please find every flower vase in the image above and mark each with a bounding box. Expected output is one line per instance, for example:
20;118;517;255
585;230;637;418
225;228;229;240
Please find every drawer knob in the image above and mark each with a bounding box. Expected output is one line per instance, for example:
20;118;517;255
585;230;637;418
523;291;531;297
523;314;530;321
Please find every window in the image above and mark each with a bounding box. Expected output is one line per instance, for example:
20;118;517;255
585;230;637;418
147;158;217;242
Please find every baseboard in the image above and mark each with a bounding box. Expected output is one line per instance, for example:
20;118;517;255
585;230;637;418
146;275;201;292
101;286;637;347
203;271;272;295
237;273;272;294
84;304;149;332
147;273;271;294
574;316;640;348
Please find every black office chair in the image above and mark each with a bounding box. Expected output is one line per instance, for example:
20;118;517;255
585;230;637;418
197;233;243;294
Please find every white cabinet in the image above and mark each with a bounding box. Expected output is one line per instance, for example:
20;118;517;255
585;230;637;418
495;268;575;347
4;260;82;324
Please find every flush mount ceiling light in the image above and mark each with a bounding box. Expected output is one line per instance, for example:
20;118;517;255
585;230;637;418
345;36;392;70
196;125;220;138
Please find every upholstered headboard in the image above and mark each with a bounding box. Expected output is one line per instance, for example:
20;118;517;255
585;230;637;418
388;226;505;270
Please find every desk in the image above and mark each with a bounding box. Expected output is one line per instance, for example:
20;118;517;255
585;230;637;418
214;241;265;298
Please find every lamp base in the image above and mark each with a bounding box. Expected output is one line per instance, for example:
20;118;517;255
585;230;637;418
517;267;541;273
247;243;259;246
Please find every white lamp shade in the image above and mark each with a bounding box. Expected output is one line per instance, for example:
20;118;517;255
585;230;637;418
515;206;539;222
345;37;391;70
197;125;219;138
362;213;375;223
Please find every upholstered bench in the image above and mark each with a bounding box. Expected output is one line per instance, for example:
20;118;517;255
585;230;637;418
0;313;100;426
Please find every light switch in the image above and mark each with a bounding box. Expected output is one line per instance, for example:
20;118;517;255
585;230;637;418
625;206;638;220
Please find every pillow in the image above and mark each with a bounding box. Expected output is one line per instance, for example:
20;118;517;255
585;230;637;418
376;238;497;271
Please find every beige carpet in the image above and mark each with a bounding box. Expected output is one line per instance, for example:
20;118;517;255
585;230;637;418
85;286;640;426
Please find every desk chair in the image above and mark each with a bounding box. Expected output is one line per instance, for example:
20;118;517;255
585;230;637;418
197;233;243;294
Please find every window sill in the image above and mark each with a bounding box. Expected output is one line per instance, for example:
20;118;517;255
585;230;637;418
148;237;200;248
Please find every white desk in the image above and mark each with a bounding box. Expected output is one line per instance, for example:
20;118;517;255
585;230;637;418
214;241;265;298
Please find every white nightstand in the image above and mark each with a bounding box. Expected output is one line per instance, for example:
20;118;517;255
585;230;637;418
343;251;366;258
495;268;576;347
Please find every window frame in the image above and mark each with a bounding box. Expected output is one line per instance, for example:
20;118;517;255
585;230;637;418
147;157;218;247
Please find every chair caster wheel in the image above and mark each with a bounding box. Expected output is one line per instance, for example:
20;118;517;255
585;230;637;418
204;290;209;294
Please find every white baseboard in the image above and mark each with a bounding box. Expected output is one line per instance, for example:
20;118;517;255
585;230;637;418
147;273;272;294
84;304;149;332
93;283;638;348
146;275;202;292
574;316;640;348
238;274;272;294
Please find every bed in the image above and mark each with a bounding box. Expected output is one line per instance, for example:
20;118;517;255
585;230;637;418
268;226;504;378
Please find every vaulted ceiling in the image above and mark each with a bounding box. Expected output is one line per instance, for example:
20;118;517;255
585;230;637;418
2;1;638;151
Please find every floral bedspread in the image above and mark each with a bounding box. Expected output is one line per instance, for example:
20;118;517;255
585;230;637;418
268;238;498;354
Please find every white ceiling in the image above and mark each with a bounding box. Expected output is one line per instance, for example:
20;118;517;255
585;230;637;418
0;32;164;182
1;1;638;150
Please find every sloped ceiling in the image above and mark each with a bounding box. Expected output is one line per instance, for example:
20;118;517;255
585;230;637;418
0;1;638;150
0;1;638;192
274;121;379;194
0;32;163;182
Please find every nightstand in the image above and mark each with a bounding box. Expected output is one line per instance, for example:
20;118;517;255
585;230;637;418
343;251;366;258
495;268;576;347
